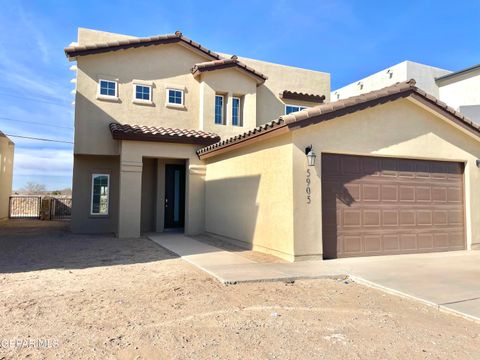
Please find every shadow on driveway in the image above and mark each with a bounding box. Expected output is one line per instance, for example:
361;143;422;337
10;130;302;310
0;219;177;274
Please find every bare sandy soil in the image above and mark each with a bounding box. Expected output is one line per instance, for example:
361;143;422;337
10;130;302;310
0;220;479;359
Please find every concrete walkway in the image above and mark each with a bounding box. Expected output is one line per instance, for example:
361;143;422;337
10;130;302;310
148;233;345;283
148;233;480;321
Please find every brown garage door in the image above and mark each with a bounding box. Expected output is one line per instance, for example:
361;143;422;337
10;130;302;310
321;154;465;259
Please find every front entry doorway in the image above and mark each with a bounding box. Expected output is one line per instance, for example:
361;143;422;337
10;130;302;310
164;164;186;229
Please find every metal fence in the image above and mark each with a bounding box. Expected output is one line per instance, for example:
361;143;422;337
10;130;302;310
8;196;72;220
8;196;41;218
51;197;72;220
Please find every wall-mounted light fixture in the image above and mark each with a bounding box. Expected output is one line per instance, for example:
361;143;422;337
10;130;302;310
305;145;316;167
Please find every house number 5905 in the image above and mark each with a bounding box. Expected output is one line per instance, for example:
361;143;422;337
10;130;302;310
306;169;312;204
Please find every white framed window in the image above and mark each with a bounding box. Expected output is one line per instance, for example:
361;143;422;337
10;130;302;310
97;79;118;100
285;104;307;115
166;88;184;107
91;174;109;216
232;97;241;126
214;95;224;124
133;84;152;104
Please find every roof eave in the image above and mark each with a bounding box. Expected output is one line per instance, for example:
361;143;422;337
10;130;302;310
111;132;220;146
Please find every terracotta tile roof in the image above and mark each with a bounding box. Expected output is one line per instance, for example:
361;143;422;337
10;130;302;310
280;90;326;103
197;79;480;159
109;123;220;145
192;55;267;84
65;31;222;60
197;119;288;157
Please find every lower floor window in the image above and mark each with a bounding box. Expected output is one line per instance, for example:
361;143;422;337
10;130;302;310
91;174;109;215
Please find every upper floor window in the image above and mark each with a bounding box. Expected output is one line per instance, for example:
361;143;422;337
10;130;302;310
232;97;241;126
135;84;151;101
215;95;224;124
285;105;307;115
98;79;117;98
167;89;184;106
91;174;109;216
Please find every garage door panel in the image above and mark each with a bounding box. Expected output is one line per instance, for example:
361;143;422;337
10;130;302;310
322;154;465;259
400;234;417;250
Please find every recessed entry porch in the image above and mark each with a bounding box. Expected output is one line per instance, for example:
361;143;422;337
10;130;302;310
141;158;186;234
112;124;219;239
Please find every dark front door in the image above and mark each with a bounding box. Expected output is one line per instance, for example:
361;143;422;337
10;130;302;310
164;164;186;229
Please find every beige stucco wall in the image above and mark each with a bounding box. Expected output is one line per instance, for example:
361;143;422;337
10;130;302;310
228;54;330;124
74;43;208;155
71;154;119;234
199;68;257;138
0;134;14;220
291;98;480;257
204;134;295;261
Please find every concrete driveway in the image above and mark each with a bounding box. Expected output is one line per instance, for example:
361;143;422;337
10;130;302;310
150;234;480;321
325;251;480;320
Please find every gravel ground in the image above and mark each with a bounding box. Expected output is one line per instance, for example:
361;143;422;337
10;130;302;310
0;220;479;359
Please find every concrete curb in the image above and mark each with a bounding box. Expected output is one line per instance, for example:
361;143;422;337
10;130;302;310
222;274;348;285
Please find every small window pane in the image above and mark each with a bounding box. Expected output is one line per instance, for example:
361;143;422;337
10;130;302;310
135;85;151;100
168;89;183;104
99;80;116;97
232;97;240;126
91;174;109;215
215;95;223;124
285;105;306;115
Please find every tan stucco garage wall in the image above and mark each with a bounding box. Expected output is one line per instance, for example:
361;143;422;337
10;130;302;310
205;134;295;261
0;134;14;220
291;98;480;257
71;155;120;234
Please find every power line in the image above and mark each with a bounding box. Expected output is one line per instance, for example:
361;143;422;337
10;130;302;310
0;116;74;129
5;134;73;144
0;91;71;107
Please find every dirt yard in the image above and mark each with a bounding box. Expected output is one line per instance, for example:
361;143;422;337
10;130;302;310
0;220;479;359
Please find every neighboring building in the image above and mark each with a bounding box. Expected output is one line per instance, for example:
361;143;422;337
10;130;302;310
0;131;14;220
331;61;450;100
66;29;480;262
436;64;480;122
331;61;480;123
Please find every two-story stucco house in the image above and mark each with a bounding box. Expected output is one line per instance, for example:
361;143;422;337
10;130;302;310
65;28;329;239
66;28;480;262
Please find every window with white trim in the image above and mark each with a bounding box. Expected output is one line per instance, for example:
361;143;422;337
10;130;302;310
285;105;307;115
134;84;152;101
98;80;117;97
91;174;109;215
232;97;241;126
214;95;224;124
167;89;184;105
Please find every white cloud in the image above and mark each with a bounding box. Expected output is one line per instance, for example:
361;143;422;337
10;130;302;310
17;3;50;64
13;148;73;177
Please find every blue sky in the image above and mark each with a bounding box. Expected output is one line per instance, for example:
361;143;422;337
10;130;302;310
0;0;479;190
